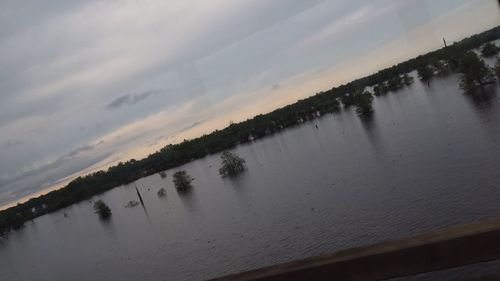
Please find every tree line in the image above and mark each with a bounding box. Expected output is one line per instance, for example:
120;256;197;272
1;26;500;237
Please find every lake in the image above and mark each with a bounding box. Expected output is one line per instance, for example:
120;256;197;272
2;74;500;280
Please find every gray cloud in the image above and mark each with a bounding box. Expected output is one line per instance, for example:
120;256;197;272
0;150;114;206
177;120;206;134
0;142;99;186
0;93;63;127
66;143;96;157
0;0;84;39
0;140;110;205
106;90;156;110
0;140;23;149
147;120;207;147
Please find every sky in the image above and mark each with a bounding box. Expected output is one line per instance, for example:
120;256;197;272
0;0;499;209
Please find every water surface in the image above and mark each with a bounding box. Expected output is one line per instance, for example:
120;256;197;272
1;75;500;280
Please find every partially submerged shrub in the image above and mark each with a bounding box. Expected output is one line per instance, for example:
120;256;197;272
93;200;112;219
495;57;500;81
125;200;139;208
219;151;246;177
173;171;194;191
417;62;434;82
481;42;500;57
373;82;388;96
157;188;166;197
459;51;495;92
402;73;414;86
354;91;374;117
159;171;167;179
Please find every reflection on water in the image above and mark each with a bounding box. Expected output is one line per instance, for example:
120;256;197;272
98;215;117;238
359;112;385;153
466;84;498;109
465;84;500;145
359;112;375;130
176;184;199;214
1;78;500;281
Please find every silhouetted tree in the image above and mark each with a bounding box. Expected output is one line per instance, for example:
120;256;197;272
495;57;500;81
173;171;193;191
481;42;500;57
373;82;388;96
402;73;414;86
432;60;450;76
353;90;374;117
219;151;246;177
157;188;166;197
93;200;111;219
459;51;495;92
339;93;357;107
417;63;433;81
386;75;404;91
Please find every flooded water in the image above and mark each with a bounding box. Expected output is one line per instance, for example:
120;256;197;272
1;74;500;281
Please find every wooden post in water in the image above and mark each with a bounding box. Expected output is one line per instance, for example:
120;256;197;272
134;184;145;206
134;184;151;223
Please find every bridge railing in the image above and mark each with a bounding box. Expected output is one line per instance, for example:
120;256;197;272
210;219;500;281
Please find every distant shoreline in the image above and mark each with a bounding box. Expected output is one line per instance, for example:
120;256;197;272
1;25;499;236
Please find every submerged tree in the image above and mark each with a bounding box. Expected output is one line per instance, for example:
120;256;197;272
157;188;166;198
495;57;500;81
353;91;374;117
459;51;495;92
416;63;434;82
93;200;112;219
432;60;450;76
173;171;194;191
0;227;7;237
339;93;357;107
373;82;388;96
219;151;246;177
386;75;404;91
402;73;414;86
481;42;500;57
124;200;139;208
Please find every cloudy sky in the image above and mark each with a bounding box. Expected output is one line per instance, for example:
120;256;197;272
0;0;499;208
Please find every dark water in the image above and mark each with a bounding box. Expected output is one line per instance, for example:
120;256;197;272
1;74;500;281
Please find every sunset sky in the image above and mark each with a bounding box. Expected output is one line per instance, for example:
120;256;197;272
0;0;499;208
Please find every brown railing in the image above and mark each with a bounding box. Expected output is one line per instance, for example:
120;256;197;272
210;219;500;281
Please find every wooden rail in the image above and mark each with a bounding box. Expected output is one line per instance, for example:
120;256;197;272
211;219;500;281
